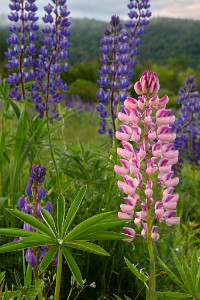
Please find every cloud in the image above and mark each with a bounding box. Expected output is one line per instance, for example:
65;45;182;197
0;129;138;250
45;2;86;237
151;0;200;20
1;0;199;21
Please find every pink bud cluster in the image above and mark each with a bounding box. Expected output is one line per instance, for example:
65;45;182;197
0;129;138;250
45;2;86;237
114;71;180;242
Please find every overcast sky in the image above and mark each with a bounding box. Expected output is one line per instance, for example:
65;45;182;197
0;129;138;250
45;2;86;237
0;0;200;23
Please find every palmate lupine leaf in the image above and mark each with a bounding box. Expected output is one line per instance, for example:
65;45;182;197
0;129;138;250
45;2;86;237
39;245;59;275
57;195;65;237
64;211;114;241
0;186;128;285
156;292;192;299
61;246;83;287
114;295;123;300
170;250;193;294
21;236;56;247
64;217;126;241
124;296;132;300
7;98;21;120
62;185;87;238
40;208;58;238
124;257;148;288
191;249;198;286
6;209;55;238
0;239;46;253
0;228;44;238
181;254;196;295
63;241;110;256
75;231;127;241
158;249;200;299
157;257;188;293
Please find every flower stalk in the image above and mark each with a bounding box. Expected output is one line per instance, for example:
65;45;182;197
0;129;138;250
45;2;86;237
55;247;63;300
114;71;180;298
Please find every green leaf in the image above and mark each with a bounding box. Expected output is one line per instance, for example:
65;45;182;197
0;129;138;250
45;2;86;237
5;284;9;300
124;258;148;284
76;231;127;241
197;259;200;293
25;264;32;287
62;246;83;287
64;211;113;241
21;236;55;247
40;209;58;238
124;296;132;300
67;216;126;240
181;254;195;295
7;99;20;120
0;272;5;286
0;228;47;238
64;241;110;256
57;195;65;238
39;245;59;275
0;198;8;209
157;257;188;293
171;250;192;294
156;291;192;299
114;296;123;300
7;209;55;239
0;132;5;174
62;186;87;238
0;240;34;253
191;249;198;289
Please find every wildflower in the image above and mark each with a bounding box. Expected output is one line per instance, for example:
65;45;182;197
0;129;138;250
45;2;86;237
16;164;56;267
97;0;151;137
173;75;200;174
114;71;179;241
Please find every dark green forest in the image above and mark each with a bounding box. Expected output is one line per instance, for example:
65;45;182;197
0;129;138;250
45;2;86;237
0;17;200;107
1;17;200;66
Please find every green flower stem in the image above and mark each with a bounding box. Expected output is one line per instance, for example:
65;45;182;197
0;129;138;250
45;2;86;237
146;208;156;300
31;182;43;300
0;99;6;195
58;103;67;151
55;247;63;300
1;99;6;137
47;121;60;194
22;249;26;285
144;95;156;300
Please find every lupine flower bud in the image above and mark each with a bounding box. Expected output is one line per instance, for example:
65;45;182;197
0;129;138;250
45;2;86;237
18;196;25;208
115;71;179;242
25;185;32;196
134;71;160;95
26;248;37;267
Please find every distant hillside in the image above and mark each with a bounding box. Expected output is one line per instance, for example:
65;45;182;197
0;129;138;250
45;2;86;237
69;17;200;68
0;17;200;68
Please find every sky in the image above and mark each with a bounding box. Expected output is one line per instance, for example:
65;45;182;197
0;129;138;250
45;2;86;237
0;0;200;23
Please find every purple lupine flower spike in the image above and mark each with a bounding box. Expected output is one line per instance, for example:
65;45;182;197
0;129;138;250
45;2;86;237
114;71;179;241
173;75;200;174
6;0;40;102
14;164;55;268
6;0;71;123
97;0;151;137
